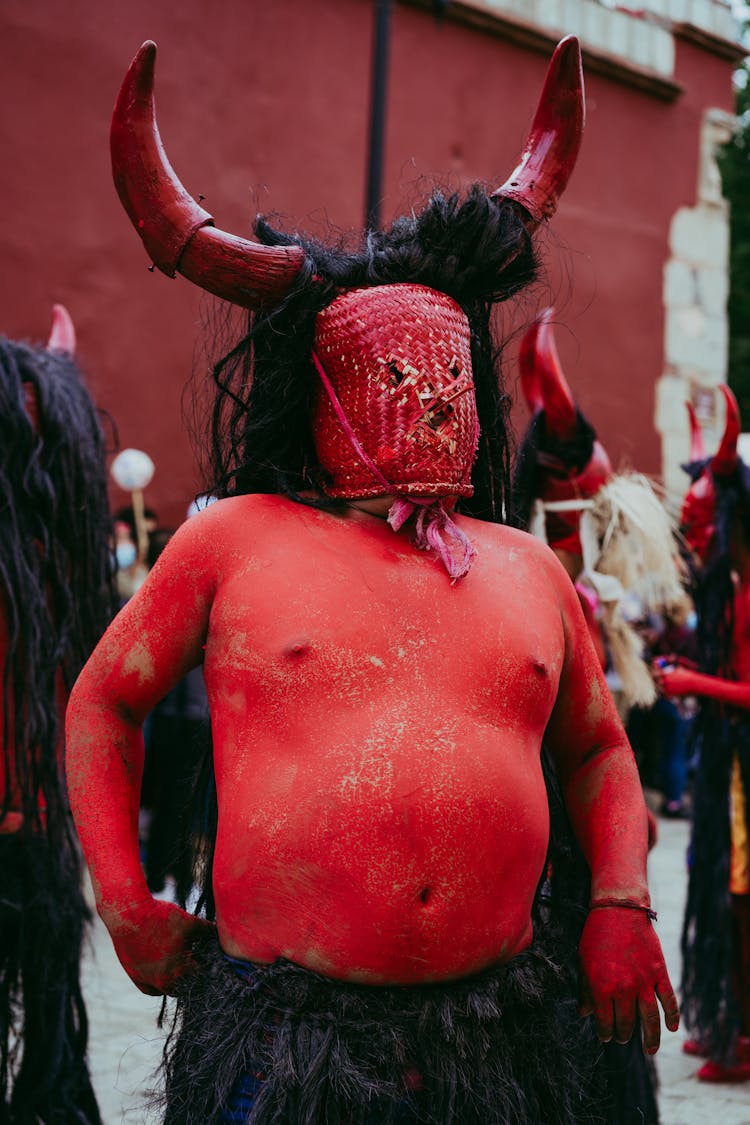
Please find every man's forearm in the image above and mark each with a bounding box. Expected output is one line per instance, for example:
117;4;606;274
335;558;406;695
681;669;750;709
66;687;152;924
562;741;650;906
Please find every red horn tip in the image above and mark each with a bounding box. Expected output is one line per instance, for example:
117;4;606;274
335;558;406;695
131;41;157;97
111;41;214;278
685;401;707;462
519;316;545;414
494;35;585;224
712;384;741;476
110;42;304;309
47;303;76;354
535;314;577;441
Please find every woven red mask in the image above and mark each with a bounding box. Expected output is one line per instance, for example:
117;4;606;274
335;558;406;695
312;284;479;500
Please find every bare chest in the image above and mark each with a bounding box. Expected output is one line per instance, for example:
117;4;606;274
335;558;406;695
203;521;564;728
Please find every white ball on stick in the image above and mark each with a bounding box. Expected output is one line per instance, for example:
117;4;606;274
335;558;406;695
110;448;156;492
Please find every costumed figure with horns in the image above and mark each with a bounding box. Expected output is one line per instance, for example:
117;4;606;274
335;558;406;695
0;306;114;1122
512;309;691;1122
652;385;750;1082
513;308;687;716
67;38;678;1123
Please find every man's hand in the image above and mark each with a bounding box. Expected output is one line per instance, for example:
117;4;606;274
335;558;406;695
101;898;215;995
578;907;679;1054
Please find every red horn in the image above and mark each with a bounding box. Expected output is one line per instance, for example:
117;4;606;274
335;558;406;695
528;309;577;441
111;41;305;309
47;303;76;354
519;317;544;415
685;401;707;462
493;36;585;224
712;384;741;477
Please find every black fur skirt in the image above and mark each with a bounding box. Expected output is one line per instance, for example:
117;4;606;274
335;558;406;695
159;932;649;1125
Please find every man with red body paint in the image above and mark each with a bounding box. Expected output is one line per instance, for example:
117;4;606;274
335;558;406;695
654;385;750;1083
511;308;687;1116
66;37;678;1123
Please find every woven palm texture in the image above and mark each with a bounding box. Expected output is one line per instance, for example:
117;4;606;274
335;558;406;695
313;284;479;499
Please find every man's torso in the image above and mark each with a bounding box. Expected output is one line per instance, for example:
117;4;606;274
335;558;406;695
200;496;567;983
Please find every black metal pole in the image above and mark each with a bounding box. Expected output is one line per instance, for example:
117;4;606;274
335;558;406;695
365;0;392;232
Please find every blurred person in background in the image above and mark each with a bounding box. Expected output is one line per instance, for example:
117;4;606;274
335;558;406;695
140;525;211;906
513;308;687;723
113;503;159;602
513;309;686;860
0;308;114;1121
654;386;750;1083
648;605;697;819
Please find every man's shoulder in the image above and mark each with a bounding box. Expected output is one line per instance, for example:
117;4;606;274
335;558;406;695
187;493;297;528
462;517;560;564
178;493;310;554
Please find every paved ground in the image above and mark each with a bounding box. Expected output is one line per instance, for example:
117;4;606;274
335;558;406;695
648;812;750;1124
81;808;750;1124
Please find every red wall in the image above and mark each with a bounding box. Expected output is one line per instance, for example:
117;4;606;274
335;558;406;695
0;1;736;525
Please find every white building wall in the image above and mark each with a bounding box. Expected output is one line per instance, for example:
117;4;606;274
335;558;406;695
461;0;741;77
459;0;741;502
656;107;736;505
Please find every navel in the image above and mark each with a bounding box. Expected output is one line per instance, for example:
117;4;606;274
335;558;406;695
284;637;312;659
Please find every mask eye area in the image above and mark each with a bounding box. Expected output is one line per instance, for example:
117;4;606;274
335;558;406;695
388;361;405;387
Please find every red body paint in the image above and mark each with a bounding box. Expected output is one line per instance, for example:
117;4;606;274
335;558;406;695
71;32;679;1050
66;494;677;1048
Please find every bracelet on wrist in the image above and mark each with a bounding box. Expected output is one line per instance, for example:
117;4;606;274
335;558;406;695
589;897;657;922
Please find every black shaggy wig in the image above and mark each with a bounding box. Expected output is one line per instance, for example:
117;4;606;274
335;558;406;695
0;336;115;1120
0;338;116;832
682;458;750;677
205;187;539;525
679;458;750;1060
186;187;539;917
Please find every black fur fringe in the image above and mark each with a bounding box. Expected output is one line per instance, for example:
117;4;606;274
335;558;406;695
678;463;750;1061
171;749;658;1125
0;830;101;1123
537;749;659;1125
680;715;750;1061
162;934;609;1125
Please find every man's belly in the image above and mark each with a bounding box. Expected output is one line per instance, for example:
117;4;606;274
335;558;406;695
211;725;550;984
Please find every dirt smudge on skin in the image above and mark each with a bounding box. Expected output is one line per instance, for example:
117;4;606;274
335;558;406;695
121;641;157;685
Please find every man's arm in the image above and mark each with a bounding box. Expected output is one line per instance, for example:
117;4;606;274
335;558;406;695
542;554;679;1053
66;507;221;994
653;663;750;709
